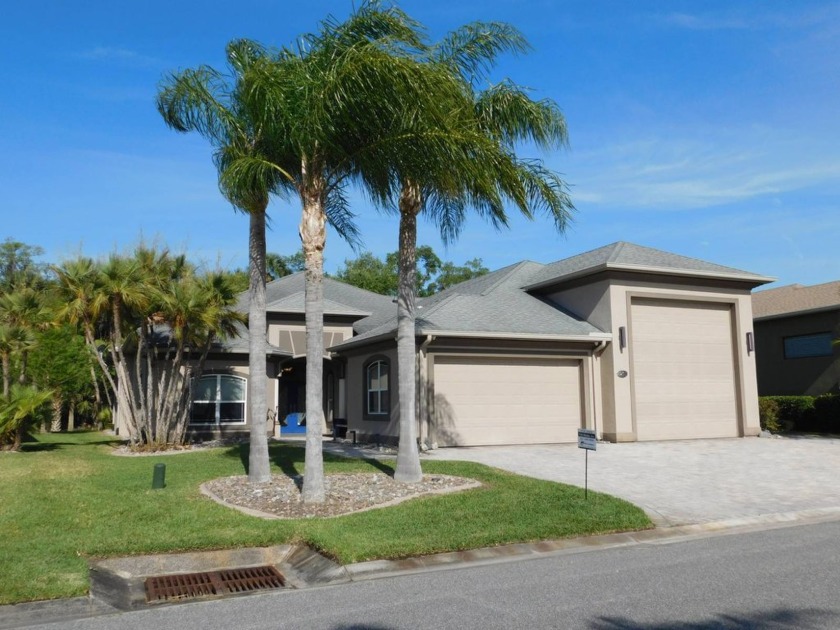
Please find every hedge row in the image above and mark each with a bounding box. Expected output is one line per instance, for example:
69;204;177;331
758;395;840;433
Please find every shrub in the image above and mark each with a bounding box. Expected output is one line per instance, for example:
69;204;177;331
757;395;840;433
758;397;781;432
813;395;840;434
757;396;815;432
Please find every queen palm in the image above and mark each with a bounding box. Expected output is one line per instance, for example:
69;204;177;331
159;40;363;481
157;41;293;481
380;23;575;482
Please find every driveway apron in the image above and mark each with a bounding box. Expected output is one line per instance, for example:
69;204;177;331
425;436;840;526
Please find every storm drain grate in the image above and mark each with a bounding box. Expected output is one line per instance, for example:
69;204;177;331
145;565;285;603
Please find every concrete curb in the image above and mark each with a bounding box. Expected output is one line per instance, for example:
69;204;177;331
344;506;840;581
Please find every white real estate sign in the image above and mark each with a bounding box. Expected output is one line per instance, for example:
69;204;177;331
577;428;596;451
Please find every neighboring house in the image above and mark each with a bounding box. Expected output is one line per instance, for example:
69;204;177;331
116;242;772;446
752;281;840;396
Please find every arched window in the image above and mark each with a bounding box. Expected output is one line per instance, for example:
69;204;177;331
191;374;247;424
365;359;389;416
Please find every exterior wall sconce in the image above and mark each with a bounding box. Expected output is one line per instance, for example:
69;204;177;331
746;331;754;354
619;326;627;351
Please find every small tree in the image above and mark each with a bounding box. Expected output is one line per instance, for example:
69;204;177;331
29;326;95;432
54;248;245;447
0;239;47;292
0;384;52;451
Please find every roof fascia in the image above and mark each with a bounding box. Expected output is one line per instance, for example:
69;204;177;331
524;263;775;292
753;305;840;322
329;329;612;353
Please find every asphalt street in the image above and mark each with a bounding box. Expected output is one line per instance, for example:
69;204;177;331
17;520;840;629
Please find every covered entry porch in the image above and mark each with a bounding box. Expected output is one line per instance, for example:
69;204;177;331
275;357;346;437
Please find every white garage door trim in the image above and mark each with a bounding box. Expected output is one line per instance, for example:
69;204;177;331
431;354;585;447
629;297;741;441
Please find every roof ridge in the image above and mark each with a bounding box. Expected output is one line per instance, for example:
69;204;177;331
479;261;538;296
416;293;459;319
607;241;626;263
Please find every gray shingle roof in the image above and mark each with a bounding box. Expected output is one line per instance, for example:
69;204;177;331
236;272;395;332
525;242;772;289
329;261;607;351
752;281;840;319
266;293;371;317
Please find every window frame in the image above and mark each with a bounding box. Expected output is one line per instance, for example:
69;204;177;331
364;357;390;420
190;373;248;425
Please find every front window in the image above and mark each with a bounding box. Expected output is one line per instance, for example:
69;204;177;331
366;360;389;416
191;374;247;424
783;332;833;359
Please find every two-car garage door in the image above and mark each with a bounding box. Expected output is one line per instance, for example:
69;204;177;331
630;298;740;440
432;356;583;447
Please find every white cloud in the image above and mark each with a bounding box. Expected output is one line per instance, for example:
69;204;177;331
76;47;160;67
659;6;839;32
566;129;840;211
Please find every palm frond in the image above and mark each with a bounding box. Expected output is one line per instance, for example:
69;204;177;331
475;81;569;150
323;186;363;251
433;22;530;82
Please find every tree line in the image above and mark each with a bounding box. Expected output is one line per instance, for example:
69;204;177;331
231;246;489;297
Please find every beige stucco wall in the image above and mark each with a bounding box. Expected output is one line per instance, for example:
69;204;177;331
344;343;401;443
754;310;840;395
548;274;760;441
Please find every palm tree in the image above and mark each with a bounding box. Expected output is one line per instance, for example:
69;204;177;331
0;384;52;451
381;23;575;482
0;287;50;388
157;41;290;481
52;257;109;414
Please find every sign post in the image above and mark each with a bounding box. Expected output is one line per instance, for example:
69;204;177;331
577;429;596;499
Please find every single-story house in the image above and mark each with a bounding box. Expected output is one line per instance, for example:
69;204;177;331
116;242;773;446
752;281;840;396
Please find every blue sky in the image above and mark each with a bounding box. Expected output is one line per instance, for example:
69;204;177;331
2;1;838;288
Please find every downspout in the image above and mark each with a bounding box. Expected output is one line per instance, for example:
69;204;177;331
418;335;435;450
591;340;608;438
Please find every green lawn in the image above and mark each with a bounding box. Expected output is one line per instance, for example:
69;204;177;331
0;432;651;604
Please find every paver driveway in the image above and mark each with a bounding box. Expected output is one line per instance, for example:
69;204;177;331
425;436;840;526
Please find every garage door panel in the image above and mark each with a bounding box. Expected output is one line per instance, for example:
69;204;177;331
631;299;739;441
433;356;583;446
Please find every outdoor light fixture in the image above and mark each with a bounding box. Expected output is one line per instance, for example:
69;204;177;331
618;326;627;350
746;331;754;354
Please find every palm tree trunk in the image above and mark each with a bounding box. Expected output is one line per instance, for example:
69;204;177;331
300;170;327;503
394;182;423;483
50;395;62;432
18;351;28;385
1;353;9;398
247;204;271;483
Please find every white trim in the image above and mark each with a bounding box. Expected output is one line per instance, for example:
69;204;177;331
190;373;248;426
